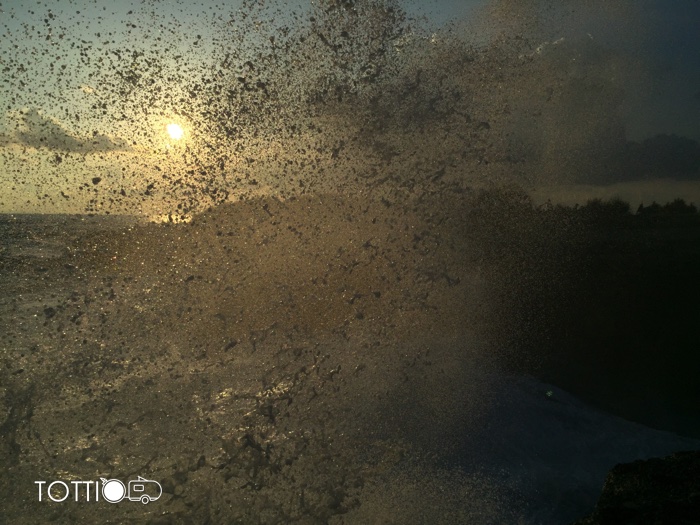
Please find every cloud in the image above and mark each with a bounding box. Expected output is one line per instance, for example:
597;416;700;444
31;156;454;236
0;109;131;153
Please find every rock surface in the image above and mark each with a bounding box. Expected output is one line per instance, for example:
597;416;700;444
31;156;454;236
572;450;700;525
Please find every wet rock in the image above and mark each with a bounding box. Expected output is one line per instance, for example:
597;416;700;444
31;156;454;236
571;450;700;525
161;477;176;495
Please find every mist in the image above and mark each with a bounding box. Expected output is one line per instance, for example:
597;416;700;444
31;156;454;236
1;2;699;524
1;0;699;213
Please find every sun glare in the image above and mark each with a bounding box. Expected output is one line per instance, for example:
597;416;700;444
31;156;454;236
166;122;184;140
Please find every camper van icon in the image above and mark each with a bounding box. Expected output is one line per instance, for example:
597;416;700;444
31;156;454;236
100;476;162;504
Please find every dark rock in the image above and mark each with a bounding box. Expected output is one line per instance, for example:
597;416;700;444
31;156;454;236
572;450;700;525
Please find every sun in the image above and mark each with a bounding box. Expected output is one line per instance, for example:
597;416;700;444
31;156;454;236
166;122;184;140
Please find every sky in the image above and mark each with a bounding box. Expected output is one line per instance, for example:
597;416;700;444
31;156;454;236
1;0;699;214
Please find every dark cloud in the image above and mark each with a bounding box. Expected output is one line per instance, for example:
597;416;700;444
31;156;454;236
458;0;700;186
623;135;700;181
0;109;130;153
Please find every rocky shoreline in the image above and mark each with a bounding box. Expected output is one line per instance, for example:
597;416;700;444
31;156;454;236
572;450;700;525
